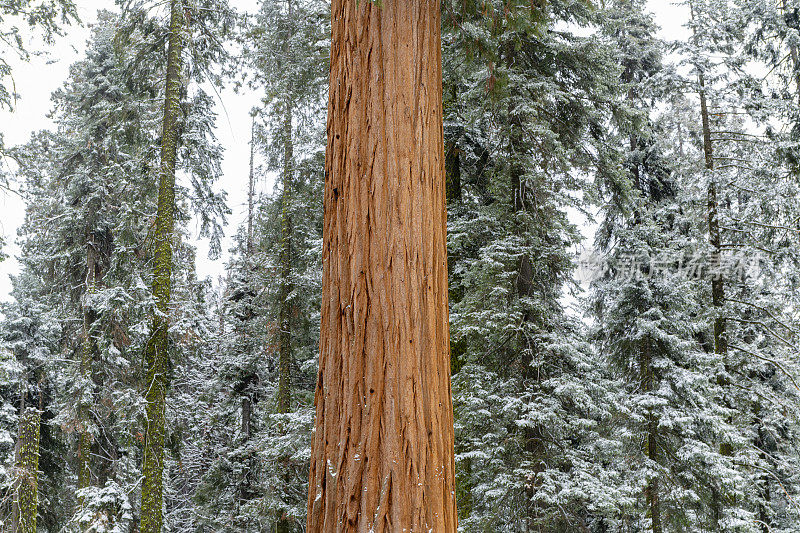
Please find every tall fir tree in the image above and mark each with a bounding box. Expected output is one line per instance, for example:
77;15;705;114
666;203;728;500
443;1;626;529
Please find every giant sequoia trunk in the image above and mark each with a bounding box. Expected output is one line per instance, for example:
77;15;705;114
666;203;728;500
306;1;457;530
141;0;183;530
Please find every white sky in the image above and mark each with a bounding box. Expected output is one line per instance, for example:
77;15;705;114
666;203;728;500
0;0;689;303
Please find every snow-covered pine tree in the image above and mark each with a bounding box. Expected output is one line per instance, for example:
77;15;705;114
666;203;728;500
113;0;232;529
591;2;751;530
192;118;271;531
442;1;628;529
2;8;229;530
0;264;67;532
234;1;327;529
687;0;800;528
0;0;78;250
0;0;78;168
194;131;324;532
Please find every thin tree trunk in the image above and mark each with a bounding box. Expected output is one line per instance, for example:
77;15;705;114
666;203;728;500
627;74;660;532
698;62;730;530
699;74;726;358
78;237;101;499
276;96;293;417
307;1;457;530
141;0;183;529
275;5;295;531
12;399;41;533
445;138;461;205
241;117;256;450
782;0;800;106
755;408;771;533
444;82;461;206
641;340;662;533
247;116;256;258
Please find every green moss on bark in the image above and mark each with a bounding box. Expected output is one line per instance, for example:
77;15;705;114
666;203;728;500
14;407;41;533
141;0;183;531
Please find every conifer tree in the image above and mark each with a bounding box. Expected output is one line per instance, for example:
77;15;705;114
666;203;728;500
442;1;624;529
0;0;78;161
592;2;750;530
140;0;184;527
4;7;228;529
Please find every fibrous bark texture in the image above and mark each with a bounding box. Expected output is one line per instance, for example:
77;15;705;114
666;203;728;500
141;0;183;530
306;1;457;531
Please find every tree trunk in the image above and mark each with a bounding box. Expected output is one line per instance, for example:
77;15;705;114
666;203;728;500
698;62;731;530
239;116;257;505
306;1;457;531
641;340;662;533
241;116;256;450
444;78;461;206
275;5;295;532
626;71;660;532
12;401;41;533
445;139;461;205
246;116;256;258
78;237;102;499
141;0;183;529
699;73;726;358
783;0;800;106
276;95;293;417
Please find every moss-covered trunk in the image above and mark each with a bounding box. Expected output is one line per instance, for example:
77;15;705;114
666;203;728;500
12;403;41;533
307;1;457;530
141;0;183;530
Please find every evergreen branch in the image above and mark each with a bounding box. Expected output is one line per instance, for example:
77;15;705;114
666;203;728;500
728;343;800;391
725;297;798;337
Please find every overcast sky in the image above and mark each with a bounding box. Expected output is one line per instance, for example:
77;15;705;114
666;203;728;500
0;0;689;303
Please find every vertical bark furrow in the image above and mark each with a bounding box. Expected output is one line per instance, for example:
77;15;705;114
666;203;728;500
308;1;456;531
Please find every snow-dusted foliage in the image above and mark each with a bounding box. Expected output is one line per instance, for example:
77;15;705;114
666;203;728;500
1;0;800;531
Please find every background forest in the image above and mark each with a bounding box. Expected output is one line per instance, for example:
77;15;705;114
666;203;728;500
1;0;800;531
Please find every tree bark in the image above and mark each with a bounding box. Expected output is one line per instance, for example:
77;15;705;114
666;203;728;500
277;90;294;417
275;6;294;531
641;340;662;533
246;116;256;258
698;58;731;530
306;1;457;531
12;402;41;533
78;236;103;500
444;138;461;205
141;0;183;530
241;117;256;451
698;73;726;358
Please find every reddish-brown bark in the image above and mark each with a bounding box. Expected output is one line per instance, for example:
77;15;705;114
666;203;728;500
306;1;457;531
